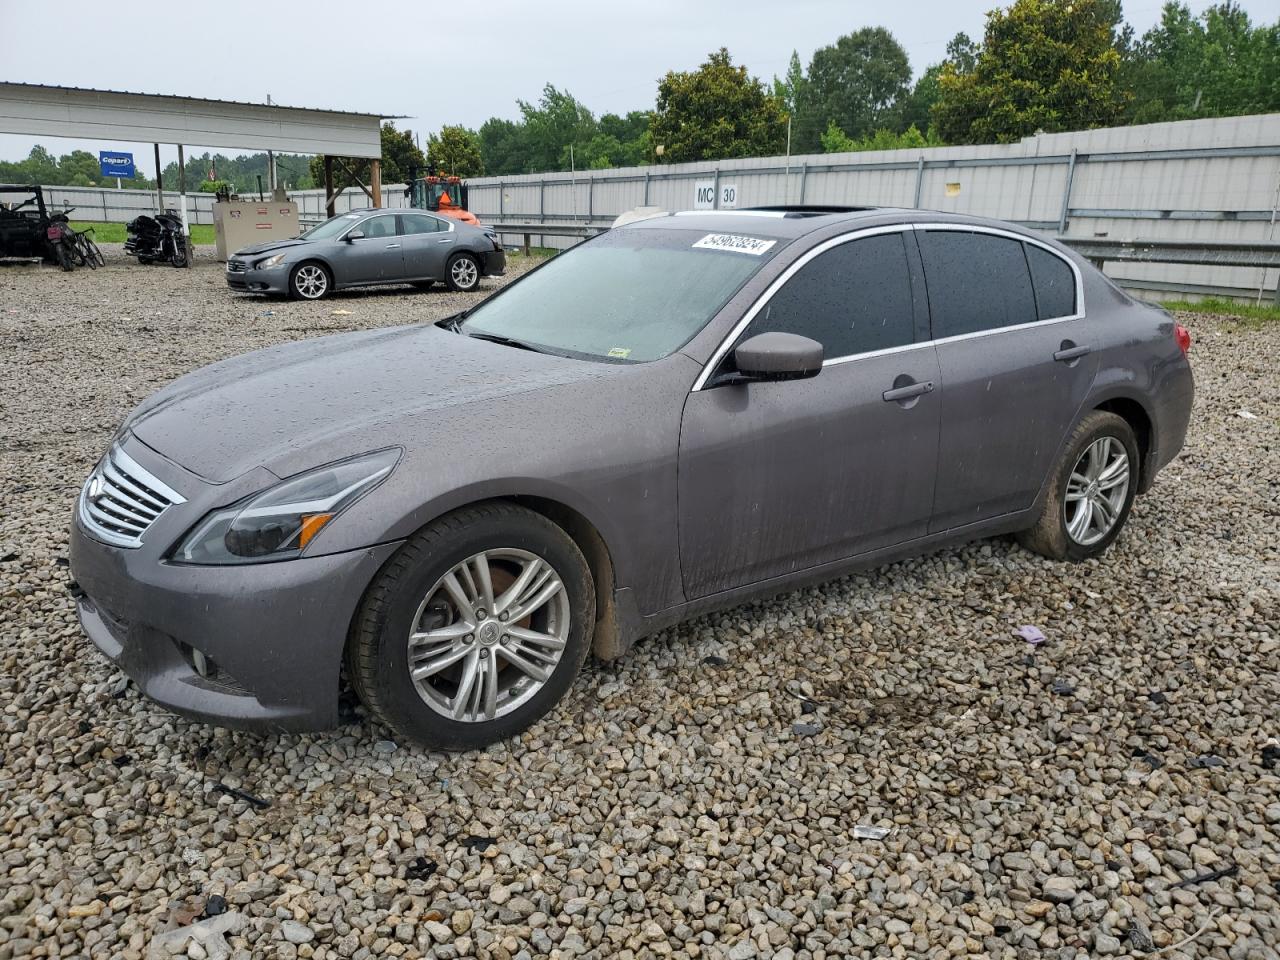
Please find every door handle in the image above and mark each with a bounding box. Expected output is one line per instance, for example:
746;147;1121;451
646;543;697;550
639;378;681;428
1053;343;1091;362
384;243;401;249
436;237;454;243
882;380;934;402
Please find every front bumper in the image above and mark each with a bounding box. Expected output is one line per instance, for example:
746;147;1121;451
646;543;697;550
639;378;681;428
225;262;290;295
69;466;401;733
484;248;507;277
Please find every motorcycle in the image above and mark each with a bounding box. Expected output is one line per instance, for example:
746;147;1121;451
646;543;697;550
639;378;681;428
125;212;189;268
45;214;78;271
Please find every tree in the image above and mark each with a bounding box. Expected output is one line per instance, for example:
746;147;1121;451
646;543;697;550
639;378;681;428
650;48;787;163
427;126;485;177
772;50;807;119
820;122;938;153
933;0;1128;144
307;121;425;193
1122;2;1280;123
793;28;913;151
478;117;527;176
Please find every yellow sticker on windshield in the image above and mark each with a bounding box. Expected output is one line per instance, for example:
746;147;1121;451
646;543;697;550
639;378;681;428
607;346;632;359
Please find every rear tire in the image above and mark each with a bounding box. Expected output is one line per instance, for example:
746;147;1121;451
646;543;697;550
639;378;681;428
445;253;481;292
1017;411;1139;561
349;503;595;751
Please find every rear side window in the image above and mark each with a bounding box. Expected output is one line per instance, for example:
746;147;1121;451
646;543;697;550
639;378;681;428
1025;244;1077;319
917;230;1037;338
401;213;447;235
744;232;916;358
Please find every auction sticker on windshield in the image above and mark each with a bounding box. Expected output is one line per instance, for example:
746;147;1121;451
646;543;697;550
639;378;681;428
692;234;777;256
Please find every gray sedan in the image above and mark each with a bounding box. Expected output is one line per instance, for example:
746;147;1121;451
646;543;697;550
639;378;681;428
71;208;1193;750
225;208;505;299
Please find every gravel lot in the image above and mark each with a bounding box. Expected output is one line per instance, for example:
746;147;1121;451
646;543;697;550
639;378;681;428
1;245;1277;960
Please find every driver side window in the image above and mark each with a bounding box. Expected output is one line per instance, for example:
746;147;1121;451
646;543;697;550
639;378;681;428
742;232;917;359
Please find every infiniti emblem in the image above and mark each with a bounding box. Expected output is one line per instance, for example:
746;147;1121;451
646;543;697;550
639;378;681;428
87;473;105;502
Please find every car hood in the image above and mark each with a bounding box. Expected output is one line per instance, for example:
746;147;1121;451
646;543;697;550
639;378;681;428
232;237;310;257
127;324;610;482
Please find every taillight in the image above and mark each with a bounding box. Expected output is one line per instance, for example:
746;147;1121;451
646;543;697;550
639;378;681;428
1174;323;1191;355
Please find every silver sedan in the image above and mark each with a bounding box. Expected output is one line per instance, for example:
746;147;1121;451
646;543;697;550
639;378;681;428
225;208;506;299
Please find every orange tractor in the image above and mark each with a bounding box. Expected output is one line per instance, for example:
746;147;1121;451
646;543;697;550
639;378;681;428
407;169;480;226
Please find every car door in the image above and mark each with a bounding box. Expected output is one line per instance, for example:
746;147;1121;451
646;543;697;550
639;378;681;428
328;213;404;285
677;227;941;599
916;227;1097;532
398;212;454;280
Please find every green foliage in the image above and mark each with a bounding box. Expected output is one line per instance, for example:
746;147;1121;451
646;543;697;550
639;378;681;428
307;122;424;194
772;50;807;119
1161;296;1280;327
820;123;938;153
474;91;650;175
1122;2;1280;124
933;0;1128;144
650;48;787;163
158;152;312;194
427;126;485;178
198;180;231;194
793;28;913;151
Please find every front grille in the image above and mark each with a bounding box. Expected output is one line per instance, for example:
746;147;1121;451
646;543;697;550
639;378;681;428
226;258;246;273
79;445;186;548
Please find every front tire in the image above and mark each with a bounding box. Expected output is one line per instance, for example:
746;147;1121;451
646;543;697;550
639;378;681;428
1017;410;1139;561
349;503;595;751
446;253;481;292
289;262;331;300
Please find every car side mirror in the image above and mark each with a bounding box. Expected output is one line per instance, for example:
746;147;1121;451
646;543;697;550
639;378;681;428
346;230;364;242
730;332;824;383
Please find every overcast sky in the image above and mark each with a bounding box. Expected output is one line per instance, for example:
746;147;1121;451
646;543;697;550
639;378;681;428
3;0;1277;175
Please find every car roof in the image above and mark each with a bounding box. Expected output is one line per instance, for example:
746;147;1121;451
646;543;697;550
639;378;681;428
621;207;1059;246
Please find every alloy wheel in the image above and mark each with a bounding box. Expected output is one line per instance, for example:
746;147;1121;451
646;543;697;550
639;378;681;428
294;264;328;299
451;256;479;290
1064;435;1130;546
407;548;569;723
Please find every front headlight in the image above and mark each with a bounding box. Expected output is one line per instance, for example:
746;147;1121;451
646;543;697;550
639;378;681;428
171;448;400;565
256;253;287;269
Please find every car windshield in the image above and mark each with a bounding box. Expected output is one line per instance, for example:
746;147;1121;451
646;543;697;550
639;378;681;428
459;226;783;362
300;213;363;241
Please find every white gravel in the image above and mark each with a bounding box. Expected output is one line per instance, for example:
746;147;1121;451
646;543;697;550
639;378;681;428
1;245;1278;960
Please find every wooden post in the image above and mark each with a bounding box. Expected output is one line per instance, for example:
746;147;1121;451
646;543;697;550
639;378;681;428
370;159;382;208
324;156;336;218
523;232;531;257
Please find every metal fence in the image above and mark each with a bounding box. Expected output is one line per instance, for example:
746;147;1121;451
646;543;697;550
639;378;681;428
467;112;1280;302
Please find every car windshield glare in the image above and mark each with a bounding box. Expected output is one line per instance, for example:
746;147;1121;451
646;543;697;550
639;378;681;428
300;213;363;241
460;227;781;362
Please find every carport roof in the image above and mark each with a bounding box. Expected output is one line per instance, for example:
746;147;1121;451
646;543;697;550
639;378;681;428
0;82;406;159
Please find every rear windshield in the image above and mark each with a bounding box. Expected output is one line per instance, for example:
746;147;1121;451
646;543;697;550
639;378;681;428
460;227;783;362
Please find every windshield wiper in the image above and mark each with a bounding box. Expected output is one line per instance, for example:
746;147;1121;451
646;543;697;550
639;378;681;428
436;309;471;333
465;331;546;354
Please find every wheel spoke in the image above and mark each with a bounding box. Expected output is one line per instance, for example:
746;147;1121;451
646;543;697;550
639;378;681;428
410;620;473;646
505;624;567;651
1065;472;1090;502
410;644;471;681
482;653;499;719
1067;502;1092;541
494;558;544;616
439;571;476;622
471;554;495;612
508;576;562;623
497;644;550;683
1097;456;1129;490
1094;495;1117;528
451;653;480;720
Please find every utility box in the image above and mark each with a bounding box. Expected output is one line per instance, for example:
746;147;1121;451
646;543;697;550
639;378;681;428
213;194;299;261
